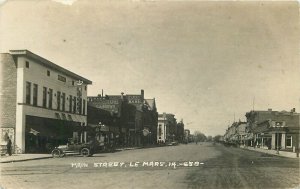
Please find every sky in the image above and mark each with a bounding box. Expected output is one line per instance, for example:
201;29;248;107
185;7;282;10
0;0;299;136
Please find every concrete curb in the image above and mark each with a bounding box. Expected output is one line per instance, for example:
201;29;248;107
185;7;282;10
0;156;52;163
241;147;299;159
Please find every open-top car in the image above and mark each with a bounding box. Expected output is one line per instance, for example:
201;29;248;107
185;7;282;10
51;140;95;158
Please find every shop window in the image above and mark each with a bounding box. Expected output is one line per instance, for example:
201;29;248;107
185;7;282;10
286;136;292;148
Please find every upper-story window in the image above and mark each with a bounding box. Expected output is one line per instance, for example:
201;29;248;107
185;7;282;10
62;92;66;111
58;75;66;82
26;82;31;104
47;70;50;76
82;99;86;115
25;61;29;68
33;84;38;106
72;81;75;86
84;86;87;91
73;96;77;113
57;91;61;110
43;87;47;108
78;98;82;114
69;95;73;112
48;88;53;109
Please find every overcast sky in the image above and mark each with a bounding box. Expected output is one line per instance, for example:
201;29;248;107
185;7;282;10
1;0;299;136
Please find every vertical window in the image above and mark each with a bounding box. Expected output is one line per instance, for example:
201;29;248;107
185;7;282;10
26;82;31;104
25;61;29;68
286;136;292;147
47;70;50;76
48;89;53;109
62;92;65;111
82;99;86;115
33;84;38;106
57;91;61;110
72;81;75;86
78;98;82;114
84;85;87;91
69;95;72;112
43;87;47;107
73;96;76;113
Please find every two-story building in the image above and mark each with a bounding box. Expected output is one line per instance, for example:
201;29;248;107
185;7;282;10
0;50;92;153
88;90;158;147
245;108;299;152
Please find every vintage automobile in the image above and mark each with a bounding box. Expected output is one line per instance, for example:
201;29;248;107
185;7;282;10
51;141;95;158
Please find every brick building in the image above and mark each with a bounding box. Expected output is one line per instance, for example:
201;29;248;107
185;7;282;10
87;90;158;147
0;50;92;153
245;108;299;152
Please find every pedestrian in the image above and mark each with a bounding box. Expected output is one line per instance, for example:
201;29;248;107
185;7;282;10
7;137;12;156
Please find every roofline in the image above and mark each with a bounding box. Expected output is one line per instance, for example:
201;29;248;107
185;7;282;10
9;50;92;85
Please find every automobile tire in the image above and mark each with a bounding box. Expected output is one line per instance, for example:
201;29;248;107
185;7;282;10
52;149;61;158
81;148;90;157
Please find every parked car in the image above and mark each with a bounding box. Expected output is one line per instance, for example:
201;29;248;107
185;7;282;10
166;141;179;146
51;142;95;158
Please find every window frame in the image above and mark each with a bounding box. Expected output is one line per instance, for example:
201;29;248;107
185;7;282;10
42;87;47;108
286;136;292;148
33;83;38;106
25;82;31;104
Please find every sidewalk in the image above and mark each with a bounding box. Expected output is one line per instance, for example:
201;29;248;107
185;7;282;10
241;146;299;159
0;154;52;163
0;145;162;163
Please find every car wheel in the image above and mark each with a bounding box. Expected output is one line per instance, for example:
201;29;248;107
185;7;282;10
81;148;90;157
52;149;61;158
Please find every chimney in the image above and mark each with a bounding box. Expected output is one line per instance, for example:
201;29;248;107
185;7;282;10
291;108;296;113
141;89;144;100
268;108;272;112
121;92;124;100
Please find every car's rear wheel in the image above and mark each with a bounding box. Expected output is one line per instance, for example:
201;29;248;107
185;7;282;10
52;149;61;158
81;148;90;157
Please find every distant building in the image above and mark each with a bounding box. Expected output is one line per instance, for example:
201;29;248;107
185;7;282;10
87;90;158;147
245;108;299;151
223;121;246;145
157;113;177;143
0;50;92;153
176;120;185;142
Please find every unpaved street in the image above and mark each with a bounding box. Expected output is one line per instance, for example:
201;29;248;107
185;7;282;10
1;143;299;189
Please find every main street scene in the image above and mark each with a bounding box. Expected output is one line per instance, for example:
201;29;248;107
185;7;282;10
0;1;299;189
1;143;299;189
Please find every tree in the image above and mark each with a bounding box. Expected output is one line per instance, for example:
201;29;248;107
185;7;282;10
194;131;207;142
213;135;223;143
206;136;213;142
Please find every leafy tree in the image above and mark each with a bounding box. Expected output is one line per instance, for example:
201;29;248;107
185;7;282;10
213;135;223;142
194;131;207;142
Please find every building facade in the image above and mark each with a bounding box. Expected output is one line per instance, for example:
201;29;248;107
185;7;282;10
0;50;92;153
87;90;158;147
246;109;299;151
157;113;178;143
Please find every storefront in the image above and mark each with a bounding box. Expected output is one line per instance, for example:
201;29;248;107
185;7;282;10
25;115;83;153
